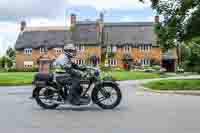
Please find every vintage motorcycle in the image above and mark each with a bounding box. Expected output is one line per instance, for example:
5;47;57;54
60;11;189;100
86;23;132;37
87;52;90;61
32;66;122;109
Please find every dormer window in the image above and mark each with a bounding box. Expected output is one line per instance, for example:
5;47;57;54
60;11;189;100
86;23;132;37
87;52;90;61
124;45;130;53
139;44;152;52
106;45;117;53
24;48;32;55
107;46;112;53
40;47;48;54
54;48;63;54
75;44;85;52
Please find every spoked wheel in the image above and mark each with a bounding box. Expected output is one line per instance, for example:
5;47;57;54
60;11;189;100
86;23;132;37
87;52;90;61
92;84;122;109
35;87;60;109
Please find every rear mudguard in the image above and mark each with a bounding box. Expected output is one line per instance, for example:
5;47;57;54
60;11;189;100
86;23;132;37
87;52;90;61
91;81;119;103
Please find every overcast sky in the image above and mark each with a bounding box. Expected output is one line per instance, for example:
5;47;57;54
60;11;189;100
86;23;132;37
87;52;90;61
0;0;155;56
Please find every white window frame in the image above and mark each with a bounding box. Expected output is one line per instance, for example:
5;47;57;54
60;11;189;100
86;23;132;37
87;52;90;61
54;48;63;54
24;48;32;55
112;46;117;52
40;47;48;54
124;45;130;53
24;61;33;68
140;59;150;66
140;44;152;52
108;59;117;67
75;44;85;52
107;46;112;53
75;59;85;65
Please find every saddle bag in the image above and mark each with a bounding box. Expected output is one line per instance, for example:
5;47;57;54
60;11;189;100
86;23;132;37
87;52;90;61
33;73;54;87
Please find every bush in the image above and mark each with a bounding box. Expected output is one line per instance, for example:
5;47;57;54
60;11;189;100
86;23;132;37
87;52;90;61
112;67;125;71
152;65;161;71
176;67;184;73
0;68;7;72
159;68;167;74
150;59;160;66
8;68;19;72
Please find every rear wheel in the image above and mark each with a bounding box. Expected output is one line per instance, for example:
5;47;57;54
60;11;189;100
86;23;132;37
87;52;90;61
92;84;122;109
35;87;60;109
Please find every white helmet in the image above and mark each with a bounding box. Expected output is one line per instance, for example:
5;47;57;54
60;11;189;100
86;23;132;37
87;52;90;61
64;43;76;58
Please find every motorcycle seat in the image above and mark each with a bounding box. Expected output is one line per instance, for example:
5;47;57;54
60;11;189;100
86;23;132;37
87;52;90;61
33;72;54;82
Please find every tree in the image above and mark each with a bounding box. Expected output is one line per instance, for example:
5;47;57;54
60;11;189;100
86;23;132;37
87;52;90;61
140;0;200;47
5;47;15;68
6;47;15;60
0;56;9;68
139;0;200;67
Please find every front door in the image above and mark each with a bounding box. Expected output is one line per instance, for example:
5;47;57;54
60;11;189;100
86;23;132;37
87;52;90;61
162;59;175;72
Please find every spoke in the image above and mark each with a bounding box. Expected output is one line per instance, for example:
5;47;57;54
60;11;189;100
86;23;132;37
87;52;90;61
96;97;107;103
100;88;108;97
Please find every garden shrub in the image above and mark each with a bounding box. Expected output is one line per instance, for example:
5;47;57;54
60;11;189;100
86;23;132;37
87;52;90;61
152;65;161;71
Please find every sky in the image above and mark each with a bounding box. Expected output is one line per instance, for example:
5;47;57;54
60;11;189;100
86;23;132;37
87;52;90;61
0;0;155;56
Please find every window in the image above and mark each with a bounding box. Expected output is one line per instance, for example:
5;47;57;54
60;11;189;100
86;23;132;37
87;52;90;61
107;46;117;53
40;47;48;54
112;46;117;52
54;48;63;54
108;59;117;67
140;59;150;66
107;46;112;53
24;48;32;55
75;59;85;65
139;44;152;52
124;45;130;53
24;61;33;68
75;44;85;52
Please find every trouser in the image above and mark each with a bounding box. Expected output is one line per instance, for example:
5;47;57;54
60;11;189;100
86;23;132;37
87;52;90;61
68;70;82;104
70;78;81;102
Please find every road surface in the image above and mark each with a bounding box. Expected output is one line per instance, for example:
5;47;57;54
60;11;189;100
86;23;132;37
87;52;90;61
0;80;200;133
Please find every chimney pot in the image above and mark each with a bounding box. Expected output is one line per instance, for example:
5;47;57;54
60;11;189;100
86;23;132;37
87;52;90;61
70;13;76;26
20;21;26;31
100;12;104;22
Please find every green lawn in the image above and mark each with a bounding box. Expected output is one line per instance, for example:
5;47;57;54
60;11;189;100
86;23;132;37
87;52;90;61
0;72;35;86
103;71;161;81
0;71;161;86
144;79;200;90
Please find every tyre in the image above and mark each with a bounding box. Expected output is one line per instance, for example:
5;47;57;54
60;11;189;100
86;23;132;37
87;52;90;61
92;83;122;109
35;87;59;109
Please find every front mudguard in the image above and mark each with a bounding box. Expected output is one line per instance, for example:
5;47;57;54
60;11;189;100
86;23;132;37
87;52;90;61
94;81;119;89
91;80;119;103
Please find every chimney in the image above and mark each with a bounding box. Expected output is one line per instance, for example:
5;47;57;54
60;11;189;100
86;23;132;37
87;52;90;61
20;21;26;31
70;13;76;26
100;12;104;22
97;12;104;43
155;15;160;23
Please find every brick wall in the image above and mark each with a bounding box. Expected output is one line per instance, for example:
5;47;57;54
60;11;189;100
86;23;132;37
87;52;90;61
75;45;101;61
111;47;162;68
16;46;163;69
16;46;101;69
16;50;25;69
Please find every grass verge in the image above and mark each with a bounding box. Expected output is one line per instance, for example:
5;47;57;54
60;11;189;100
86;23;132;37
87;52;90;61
0;71;161;86
144;79;200;90
103;71;161;81
0;72;35;86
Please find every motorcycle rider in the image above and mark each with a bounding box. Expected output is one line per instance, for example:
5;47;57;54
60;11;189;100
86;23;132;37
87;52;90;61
63;43;86;105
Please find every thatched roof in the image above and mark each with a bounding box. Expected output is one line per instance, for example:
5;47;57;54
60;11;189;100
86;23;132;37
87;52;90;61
15;21;157;50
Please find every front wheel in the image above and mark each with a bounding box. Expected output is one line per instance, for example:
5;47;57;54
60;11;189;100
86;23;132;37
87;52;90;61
92;83;122;109
35;87;60;109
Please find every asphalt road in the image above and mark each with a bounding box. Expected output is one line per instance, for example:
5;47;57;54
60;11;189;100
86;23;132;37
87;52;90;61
1;81;200;133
